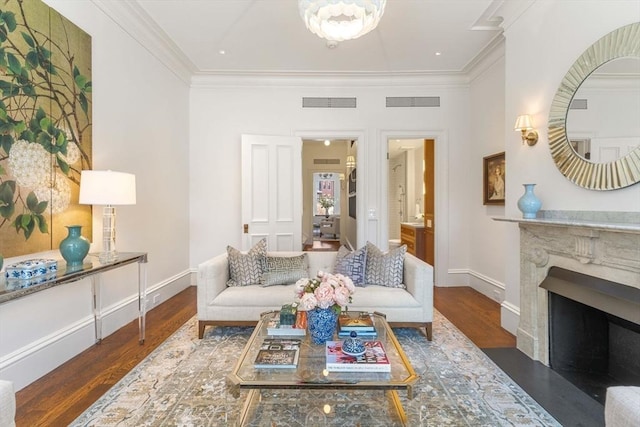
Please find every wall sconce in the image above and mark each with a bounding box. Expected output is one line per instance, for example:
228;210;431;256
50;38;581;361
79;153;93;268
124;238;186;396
514;115;539;146
345;155;355;168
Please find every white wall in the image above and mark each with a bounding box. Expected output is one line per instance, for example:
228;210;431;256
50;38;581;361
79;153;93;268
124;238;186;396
500;0;640;333
468;46;509;304
0;0;191;390
189;78;472;287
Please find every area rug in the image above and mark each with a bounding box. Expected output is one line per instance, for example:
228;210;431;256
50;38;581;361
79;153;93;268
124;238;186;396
71;311;560;426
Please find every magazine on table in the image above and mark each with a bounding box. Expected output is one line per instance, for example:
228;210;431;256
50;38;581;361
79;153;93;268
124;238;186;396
254;338;301;369
325;340;390;372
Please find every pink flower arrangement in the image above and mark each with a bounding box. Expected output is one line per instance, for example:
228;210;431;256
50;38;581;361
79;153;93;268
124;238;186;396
294;271;355;314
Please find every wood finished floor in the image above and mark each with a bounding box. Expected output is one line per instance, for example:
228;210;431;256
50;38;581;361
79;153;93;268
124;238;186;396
14;285;514;426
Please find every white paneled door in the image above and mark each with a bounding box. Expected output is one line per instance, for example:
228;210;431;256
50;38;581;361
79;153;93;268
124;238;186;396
241;134;302;251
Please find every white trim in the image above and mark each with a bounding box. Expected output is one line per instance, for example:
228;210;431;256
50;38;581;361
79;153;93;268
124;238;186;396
92;0;194;84
501;300;521;335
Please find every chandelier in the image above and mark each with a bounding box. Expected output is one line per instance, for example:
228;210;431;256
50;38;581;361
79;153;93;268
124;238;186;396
298;0;387;42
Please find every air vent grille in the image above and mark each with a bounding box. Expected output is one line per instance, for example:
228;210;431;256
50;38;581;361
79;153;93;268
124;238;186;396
313;159;341;165
570;99;588;110
386;96;441;108
303;97;357;108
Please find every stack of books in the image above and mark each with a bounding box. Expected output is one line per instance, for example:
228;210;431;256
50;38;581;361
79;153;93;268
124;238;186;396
325;340;390;372
253;338;301;369
337;312;377;338
266;313;306;336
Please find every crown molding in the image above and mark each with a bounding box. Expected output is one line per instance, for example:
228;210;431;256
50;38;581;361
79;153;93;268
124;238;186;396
92;0;195;85
190;71;471;89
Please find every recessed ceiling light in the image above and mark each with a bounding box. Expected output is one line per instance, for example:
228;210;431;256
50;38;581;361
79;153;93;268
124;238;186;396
435;52;442;56
219;49;226;55
324;139;331;146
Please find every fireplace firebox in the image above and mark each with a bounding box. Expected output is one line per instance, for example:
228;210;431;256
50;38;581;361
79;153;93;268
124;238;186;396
543;267;640;404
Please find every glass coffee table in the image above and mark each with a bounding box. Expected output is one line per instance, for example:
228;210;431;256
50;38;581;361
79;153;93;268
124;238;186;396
227;311;418;426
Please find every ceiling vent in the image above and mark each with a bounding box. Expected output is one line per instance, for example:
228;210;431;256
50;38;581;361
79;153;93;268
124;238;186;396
570;99;588;110
313;159;341;164
386;97;441;108
302;97;357;108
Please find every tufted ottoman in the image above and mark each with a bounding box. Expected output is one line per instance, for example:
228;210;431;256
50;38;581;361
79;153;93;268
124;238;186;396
605;386;640;426
0;379;16;427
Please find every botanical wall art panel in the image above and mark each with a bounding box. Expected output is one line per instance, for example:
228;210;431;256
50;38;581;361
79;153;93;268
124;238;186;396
0;0;92;258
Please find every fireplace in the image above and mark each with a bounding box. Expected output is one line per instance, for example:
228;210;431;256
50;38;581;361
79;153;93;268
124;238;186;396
542;267;640;404
496;211;640;371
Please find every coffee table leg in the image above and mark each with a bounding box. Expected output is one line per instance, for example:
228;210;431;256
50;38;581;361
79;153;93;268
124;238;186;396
388;390;408;426
236;389;260;426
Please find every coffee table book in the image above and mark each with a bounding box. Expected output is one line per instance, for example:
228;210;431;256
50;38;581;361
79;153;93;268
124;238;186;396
253;338;301;369
266;314;306;336
338;312;375;332
325;340;391;373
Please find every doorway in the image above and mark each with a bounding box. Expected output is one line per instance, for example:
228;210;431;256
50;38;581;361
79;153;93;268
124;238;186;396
387;138;435;266
301;139;357;250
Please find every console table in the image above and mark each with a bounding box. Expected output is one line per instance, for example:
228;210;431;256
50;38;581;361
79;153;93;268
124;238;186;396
0;252;148;344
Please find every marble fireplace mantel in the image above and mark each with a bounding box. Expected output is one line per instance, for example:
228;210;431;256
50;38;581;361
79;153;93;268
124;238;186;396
494;211;640;365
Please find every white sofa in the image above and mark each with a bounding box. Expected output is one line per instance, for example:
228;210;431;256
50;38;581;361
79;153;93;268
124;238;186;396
197;251;433;340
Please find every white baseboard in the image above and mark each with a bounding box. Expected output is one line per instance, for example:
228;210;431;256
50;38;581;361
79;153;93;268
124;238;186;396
0;270;192;391
447;268;505;302
500;301;520;335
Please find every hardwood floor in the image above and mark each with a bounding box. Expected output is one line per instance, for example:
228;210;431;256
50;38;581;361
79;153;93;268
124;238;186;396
15;286;197;427
14;285;512;426
434;286;516;348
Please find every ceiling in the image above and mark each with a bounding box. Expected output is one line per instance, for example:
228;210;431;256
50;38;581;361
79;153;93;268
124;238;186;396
131;0;505;76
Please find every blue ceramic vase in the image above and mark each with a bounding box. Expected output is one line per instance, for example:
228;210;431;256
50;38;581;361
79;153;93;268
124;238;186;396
59;225;90;267
307;307;338;344
517;184;542;219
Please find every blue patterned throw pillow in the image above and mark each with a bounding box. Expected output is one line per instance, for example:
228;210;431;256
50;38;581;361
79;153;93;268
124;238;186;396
333;245;367;286
226;238;267;287
364;241;406;288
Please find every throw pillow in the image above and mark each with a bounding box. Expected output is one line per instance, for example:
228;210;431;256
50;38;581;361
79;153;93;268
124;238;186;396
364;241;407;288
226;238;267;287
260;254;309;286
333;245;367;286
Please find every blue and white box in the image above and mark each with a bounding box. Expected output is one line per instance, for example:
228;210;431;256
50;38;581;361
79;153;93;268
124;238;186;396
5;259;58;280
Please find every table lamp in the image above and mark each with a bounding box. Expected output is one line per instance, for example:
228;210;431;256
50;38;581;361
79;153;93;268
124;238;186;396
79;170;136;263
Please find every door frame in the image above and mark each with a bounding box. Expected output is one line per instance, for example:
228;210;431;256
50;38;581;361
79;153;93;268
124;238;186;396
296;130;366;250
380;130;449;287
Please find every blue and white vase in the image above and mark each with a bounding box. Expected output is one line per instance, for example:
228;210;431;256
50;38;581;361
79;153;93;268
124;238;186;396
307;307;338;344
517;184;542;219
59;225;90;267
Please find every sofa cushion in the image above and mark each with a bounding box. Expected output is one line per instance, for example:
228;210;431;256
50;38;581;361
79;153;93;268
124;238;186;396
260;254;309;286
226;238;267;287
364;242;407;288
213;284;296;307
333;245;367;286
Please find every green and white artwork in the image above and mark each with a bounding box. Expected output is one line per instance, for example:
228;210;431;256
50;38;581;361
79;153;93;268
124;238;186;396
0;0;92;258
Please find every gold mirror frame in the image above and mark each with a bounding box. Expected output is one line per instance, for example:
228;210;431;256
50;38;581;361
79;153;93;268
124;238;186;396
548;22;640;190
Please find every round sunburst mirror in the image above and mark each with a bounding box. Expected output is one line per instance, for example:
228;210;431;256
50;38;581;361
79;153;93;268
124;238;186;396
548;22;640;190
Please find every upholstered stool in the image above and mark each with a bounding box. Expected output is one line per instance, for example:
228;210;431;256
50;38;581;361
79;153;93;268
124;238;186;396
605;386;640;426
0;379;16;427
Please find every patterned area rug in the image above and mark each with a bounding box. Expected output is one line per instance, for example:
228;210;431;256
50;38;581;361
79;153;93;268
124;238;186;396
71;311;560;426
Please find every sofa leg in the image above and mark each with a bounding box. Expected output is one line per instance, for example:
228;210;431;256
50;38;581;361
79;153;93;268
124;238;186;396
198;321;206;339
426;323;433;341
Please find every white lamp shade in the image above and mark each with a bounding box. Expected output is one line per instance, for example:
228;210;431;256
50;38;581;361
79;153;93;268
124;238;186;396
79;170;136;205
514;115;534;131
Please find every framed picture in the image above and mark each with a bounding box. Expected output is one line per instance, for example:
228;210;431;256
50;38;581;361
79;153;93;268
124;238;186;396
483;152;505;205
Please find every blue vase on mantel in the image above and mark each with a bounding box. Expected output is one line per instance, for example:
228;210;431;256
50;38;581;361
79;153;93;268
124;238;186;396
59;225;90;267
307;307;338;344
517;184;542;219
